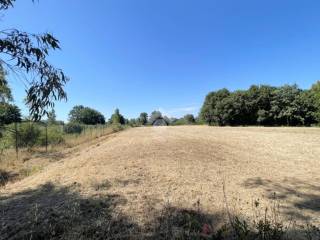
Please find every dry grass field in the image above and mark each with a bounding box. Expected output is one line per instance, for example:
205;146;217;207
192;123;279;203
1;126;320;239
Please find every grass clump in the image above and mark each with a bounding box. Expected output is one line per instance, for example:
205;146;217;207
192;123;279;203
150;203;319;240
111;123;125;132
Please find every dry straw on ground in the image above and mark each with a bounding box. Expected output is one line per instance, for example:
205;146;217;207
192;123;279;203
1;126;320;238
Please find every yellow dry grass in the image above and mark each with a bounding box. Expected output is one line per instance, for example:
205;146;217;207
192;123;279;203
1;126;320;227
0;125;119;185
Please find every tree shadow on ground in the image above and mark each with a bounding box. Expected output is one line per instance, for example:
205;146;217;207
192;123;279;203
0;170;18;187
243;177;320;221
146;204;320;240
29;150;67;163
38;152;67;162
1;181;319;240
146;205;228;239
0;182;138;240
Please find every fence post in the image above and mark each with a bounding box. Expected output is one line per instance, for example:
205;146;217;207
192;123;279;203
45;123;48;152
14;122;18;161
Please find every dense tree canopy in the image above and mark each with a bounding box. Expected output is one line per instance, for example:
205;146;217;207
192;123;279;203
0;63;21;125
68;105;105;125
138;112;148;125
200;83;319;126
0;65;12;103
311;81;320;122
0;0;68;120
183;114;196;124
0;103;21;124
109;108;125;125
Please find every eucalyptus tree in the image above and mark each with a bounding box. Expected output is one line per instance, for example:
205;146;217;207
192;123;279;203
0;0;69;120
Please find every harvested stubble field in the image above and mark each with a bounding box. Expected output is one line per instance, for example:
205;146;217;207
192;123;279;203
1;126;320;239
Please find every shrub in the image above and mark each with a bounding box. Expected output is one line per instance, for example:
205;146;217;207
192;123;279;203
171;118;186;125
109;108;125;125
63;123;84;134
184;114;196;124
17;123;41;148
111;123;124;132
38;126;65;146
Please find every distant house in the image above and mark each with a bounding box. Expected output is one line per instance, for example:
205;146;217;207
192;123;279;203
152;118;168;126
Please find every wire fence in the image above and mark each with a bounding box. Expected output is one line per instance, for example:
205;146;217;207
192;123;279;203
0;121;112;161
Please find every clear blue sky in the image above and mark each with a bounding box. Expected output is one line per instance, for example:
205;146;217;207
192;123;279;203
4;0;320;121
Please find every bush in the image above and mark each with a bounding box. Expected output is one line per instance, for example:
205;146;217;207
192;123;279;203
171;118;186;125
109;108;125;125
38;126;65;146
17;123;41;148
111;123;124;132
63;123;84;134
184;114;196;124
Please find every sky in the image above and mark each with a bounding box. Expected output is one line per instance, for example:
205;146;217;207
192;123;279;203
3;0;320;121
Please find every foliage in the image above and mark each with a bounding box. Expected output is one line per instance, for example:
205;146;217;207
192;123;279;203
68;105;105;125
0;122;125;157
111;123;125;132
15;122;41;148
0;0;68;120
270;85;303;125
47;109;57;125
0;64;12;103
0;103;21;125
311;81;320;123
149;111;163;124
171;118;186;125
0;64;21;126
138;112;148;125
152;202;319;240
169;117;178;124
109;108;125;125
184;114;196;124
200;83;318;126
170;115;201;125
163;116;170;125
200;88;231;126
0;0;28;10
63;122;84;134
128;118;138;127
38;126;64;146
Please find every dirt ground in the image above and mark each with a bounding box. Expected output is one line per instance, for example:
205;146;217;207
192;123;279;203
1;126;320;235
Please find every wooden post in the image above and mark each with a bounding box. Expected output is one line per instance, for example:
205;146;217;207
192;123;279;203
14;122;18;161
45;123;48;152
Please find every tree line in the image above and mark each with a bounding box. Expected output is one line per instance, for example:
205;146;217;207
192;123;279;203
2;81;320;128
200;82;320;126
66;107;197;127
